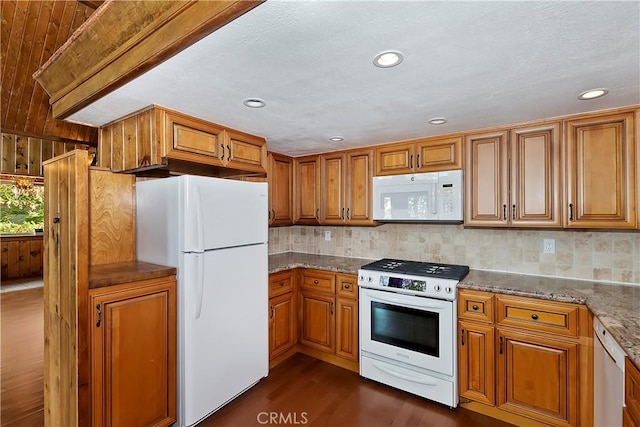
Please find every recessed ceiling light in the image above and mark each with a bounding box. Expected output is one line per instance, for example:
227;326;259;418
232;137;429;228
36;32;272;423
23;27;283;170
243;98;266;108
329;136;344;142
373;51;404;68
578;88;609;100
428;117;448;125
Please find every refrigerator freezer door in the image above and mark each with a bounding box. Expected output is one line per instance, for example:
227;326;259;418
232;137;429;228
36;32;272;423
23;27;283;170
181;244;268;426
181;175;268;252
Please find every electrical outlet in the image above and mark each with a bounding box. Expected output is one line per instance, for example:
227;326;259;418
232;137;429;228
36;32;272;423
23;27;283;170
324;231;331;241
543;238;555;254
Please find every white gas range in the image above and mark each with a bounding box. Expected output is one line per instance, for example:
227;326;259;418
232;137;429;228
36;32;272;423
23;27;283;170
358;258;469;408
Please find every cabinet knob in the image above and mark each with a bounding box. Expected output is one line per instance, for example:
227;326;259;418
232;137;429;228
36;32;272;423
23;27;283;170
279;281;284;287
52;216;60;224
313;280;318;285
531;313;539;320
344;284;350;289
472;305;478;310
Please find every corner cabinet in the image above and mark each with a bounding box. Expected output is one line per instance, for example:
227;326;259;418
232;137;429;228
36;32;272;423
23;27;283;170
465;122;562;227
458;289;593;427
89;276;177;427
564;111;637;228
320;148;375;225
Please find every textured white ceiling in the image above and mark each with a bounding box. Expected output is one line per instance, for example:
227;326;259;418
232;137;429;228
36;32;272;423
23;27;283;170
68;1;640;157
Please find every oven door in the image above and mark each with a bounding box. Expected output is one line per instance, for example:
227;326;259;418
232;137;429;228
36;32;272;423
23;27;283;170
360;288;454;376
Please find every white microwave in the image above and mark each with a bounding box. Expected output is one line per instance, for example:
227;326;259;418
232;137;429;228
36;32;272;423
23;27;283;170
372;170;463;222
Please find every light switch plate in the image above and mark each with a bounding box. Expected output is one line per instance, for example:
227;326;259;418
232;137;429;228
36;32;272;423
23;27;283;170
325;231;331;241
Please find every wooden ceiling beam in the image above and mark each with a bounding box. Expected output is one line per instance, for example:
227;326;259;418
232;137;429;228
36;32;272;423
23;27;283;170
33;0;263;120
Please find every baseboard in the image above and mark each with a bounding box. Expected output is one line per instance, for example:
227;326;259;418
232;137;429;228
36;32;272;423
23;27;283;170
269;345;359;373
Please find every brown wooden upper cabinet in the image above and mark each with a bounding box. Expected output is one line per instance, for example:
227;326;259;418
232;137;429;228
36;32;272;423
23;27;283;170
98;106;267;175
268;153;294;226
375;135;463;176
294;155;321;224
320;148;375;225
465;123;562;227
564;111;637;228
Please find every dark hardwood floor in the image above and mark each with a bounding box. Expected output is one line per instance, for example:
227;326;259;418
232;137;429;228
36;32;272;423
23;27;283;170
1;287;44;427
1;287;512;427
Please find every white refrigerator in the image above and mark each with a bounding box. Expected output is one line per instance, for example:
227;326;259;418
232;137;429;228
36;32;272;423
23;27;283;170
135;175;269;427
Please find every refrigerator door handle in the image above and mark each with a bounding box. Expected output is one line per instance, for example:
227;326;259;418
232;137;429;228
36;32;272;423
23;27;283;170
194;185;204;253
195;253;205;319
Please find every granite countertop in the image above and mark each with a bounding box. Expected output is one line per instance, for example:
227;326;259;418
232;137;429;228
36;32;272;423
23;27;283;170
460;270;640;370
268;252;640;370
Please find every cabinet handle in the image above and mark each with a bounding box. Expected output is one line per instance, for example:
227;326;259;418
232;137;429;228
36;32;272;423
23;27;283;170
512;204;516;220
270;305;274;319
272;209;276;220
346;208;350;220
227;144;231;161
330;302;334;315
461;329;465;346
569;203;573;221
52;216;60;224
531;313;539;320
499;336;503;355
268;210;271;220
472;304;478;310
416;154;420;169
315;208;319;220
503;204;507;220
409;154;413;169
313;279;318;285
220;143;225;160
96;304;102;327
341;207;345;219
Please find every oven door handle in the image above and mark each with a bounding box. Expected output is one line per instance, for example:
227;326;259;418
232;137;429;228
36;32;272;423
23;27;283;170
372;362;439;386
367;292;448;310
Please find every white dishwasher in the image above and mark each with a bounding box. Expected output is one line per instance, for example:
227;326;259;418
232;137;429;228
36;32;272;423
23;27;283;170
593;316;626;427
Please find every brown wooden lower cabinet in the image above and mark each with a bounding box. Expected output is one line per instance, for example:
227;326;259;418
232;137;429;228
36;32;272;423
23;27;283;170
268;269;359;371
89;276;177;427
0;235;43;280
458;289;592;427
626;357;640;427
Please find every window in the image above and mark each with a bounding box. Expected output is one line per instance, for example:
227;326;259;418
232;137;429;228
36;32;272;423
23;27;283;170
0;176;44;235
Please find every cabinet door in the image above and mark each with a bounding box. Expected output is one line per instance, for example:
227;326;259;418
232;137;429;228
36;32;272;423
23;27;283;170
336;273;358;300
223;129;267;174
415;136;463;172
497;328;578;426
321;152;346;224
336;297;358;362
565;112;636;228
346;149;374;225
510;123;562;227
90;279;177;427
269;292;296;360
165;110;223;164
375;142;415;176
459;321;495;405
299;291;335;354
294;156;321;224
465;130;509;226
268;153;293;225
627;357;640;426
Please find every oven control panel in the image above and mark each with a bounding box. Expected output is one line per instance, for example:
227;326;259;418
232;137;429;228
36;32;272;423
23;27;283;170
358;270;457;300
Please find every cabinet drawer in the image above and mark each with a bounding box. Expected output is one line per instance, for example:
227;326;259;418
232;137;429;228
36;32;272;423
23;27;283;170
300;270;336;294
269;271;294;298
458;290;493;322
336;273;358;299
496;296;578;337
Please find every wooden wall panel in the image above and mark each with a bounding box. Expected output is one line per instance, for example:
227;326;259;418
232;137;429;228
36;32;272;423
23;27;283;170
1;1;97;143
0;236;43;281
88;169;136;266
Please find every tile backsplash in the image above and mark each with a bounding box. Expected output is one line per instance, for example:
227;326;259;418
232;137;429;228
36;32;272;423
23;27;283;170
269;224;640;285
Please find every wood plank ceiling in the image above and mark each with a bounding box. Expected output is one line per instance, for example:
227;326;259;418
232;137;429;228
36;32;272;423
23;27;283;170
1;1;100;144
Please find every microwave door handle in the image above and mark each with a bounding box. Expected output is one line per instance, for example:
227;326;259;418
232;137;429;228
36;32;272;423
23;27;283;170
431;183;437;214
366;291;446;310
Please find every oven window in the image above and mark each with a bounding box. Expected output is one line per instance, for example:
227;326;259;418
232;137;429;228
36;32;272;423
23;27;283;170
371;301;439;357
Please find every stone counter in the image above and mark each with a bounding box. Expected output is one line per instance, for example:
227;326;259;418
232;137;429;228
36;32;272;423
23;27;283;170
460;269;640;371
268;252;373;275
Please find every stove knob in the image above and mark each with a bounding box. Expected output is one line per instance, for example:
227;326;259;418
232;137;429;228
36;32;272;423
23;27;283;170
359;275;364;282
445;286;453;294
367;276;373;283
434;285;441;292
